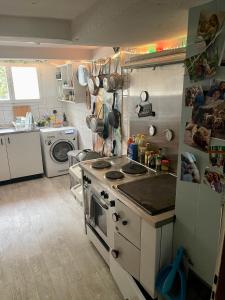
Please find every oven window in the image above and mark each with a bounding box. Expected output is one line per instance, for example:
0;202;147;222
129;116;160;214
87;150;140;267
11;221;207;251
93;197;107;236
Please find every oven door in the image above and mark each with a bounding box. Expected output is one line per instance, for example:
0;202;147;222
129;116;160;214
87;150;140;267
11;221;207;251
88;194;109;245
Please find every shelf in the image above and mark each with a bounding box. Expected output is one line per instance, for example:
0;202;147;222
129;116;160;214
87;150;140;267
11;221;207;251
58;99;76;104
63;86;74;90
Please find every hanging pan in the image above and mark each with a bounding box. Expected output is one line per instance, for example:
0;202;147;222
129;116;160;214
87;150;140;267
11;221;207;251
108;93;121;129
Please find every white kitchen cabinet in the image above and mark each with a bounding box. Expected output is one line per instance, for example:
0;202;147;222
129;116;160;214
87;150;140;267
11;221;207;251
0;136;11;181
6;132;43;179
114;199;141;249
140;220;173;299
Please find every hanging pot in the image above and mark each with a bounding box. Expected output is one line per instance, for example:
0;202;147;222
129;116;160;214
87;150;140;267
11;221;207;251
90;104;104;133
88;61;99;96
95;62;104;88
104;57;123;93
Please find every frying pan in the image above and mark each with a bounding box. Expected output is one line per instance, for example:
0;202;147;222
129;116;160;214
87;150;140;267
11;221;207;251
90;104;104;133
86;101;96;129
108;93;121;129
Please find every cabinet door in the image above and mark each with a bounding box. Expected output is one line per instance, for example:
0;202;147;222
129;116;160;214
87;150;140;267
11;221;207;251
6;132;43;179
0;136;11;181
114;200;141;249
112;232;140;281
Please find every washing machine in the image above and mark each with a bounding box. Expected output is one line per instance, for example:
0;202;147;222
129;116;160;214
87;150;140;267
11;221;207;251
40;127;78;177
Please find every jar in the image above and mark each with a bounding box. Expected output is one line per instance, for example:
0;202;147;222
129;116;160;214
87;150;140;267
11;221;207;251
161;160;169;171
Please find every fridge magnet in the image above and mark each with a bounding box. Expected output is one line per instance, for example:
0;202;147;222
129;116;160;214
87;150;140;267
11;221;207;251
181;152;201;183
203;167;225;193
196;11;225;47
185;49;219;82
208;145;225;174
184;122;211;152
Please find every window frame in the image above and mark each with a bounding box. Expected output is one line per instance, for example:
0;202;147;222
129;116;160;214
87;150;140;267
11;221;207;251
0;63;41;105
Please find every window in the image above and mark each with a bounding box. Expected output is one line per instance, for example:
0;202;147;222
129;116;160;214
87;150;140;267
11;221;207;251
0;65;40;102
0;66;10;100
11;67;40;100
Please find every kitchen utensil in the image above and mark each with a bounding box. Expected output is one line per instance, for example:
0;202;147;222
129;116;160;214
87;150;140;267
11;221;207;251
77;65;88;87
88;62;99;96
104;58;123;93
156;247;186;300
108;93;121;129
102;104;109;140
13;105;31;118
103;58;111;92
86;101;96;129
90;104;104;133
95;62;104;88
111;140;116;156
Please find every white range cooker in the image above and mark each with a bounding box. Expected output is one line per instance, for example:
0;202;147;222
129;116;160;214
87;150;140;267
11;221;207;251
79;156;176;300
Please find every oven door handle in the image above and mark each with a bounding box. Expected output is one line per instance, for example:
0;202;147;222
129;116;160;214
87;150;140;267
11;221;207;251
94;197;109;210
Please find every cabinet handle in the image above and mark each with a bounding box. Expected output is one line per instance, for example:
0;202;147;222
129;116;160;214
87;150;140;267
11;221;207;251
111;249;119;259
1;138;3;145
8;137;10;144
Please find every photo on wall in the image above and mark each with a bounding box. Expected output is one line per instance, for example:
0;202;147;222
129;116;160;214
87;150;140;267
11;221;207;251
209;145;225;175
184;122;211;152
184;80;225;141
197;11;225;47
185;49;219;82
185;11;225;82
180;152;201;183
203;167;225;193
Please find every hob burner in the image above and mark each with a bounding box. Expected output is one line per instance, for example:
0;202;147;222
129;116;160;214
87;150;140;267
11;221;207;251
92;160;111;169
122;162;147;175
105;171;125;180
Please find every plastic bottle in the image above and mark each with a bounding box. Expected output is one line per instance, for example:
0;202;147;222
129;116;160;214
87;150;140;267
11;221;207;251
127;137;133;156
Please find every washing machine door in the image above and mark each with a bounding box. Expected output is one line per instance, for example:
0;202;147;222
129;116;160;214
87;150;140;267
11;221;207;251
51;140;74;163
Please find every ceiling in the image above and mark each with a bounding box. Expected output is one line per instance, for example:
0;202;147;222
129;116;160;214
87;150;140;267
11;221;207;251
0;0;98;20
0;0;211;47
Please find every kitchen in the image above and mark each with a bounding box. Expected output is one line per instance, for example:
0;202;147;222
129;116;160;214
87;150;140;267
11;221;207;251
0;0;225;300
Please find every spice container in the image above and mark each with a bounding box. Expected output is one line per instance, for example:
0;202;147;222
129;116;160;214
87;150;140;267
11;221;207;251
139;146;146;165
161;160;169;171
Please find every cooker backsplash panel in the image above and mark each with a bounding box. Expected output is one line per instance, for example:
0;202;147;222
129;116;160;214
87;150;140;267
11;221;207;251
123;64;184;171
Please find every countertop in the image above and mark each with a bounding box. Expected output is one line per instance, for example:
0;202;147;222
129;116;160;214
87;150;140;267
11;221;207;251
0;127;40;135
79;157;176;228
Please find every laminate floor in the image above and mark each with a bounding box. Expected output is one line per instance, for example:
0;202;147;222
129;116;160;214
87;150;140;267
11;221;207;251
0;176;123;300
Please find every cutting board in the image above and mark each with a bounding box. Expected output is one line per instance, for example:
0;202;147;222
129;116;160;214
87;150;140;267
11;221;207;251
13;105;31;118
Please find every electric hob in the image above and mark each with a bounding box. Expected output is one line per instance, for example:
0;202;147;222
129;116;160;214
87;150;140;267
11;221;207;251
117;173;176;215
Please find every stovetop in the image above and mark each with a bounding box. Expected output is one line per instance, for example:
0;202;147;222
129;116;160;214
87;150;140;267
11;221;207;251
80;155;176;216
81;156;154;186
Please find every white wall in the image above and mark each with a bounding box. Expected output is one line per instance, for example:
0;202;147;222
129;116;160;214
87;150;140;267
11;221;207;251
0;62;64;124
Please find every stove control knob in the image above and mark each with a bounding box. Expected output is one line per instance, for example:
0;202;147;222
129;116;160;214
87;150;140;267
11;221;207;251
112;213;120;222
111;249;119;259
122;220;128;226
100;191;105;197
87;178;91;184
104;193;109;199
83;175;87;182
109;200;115;207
